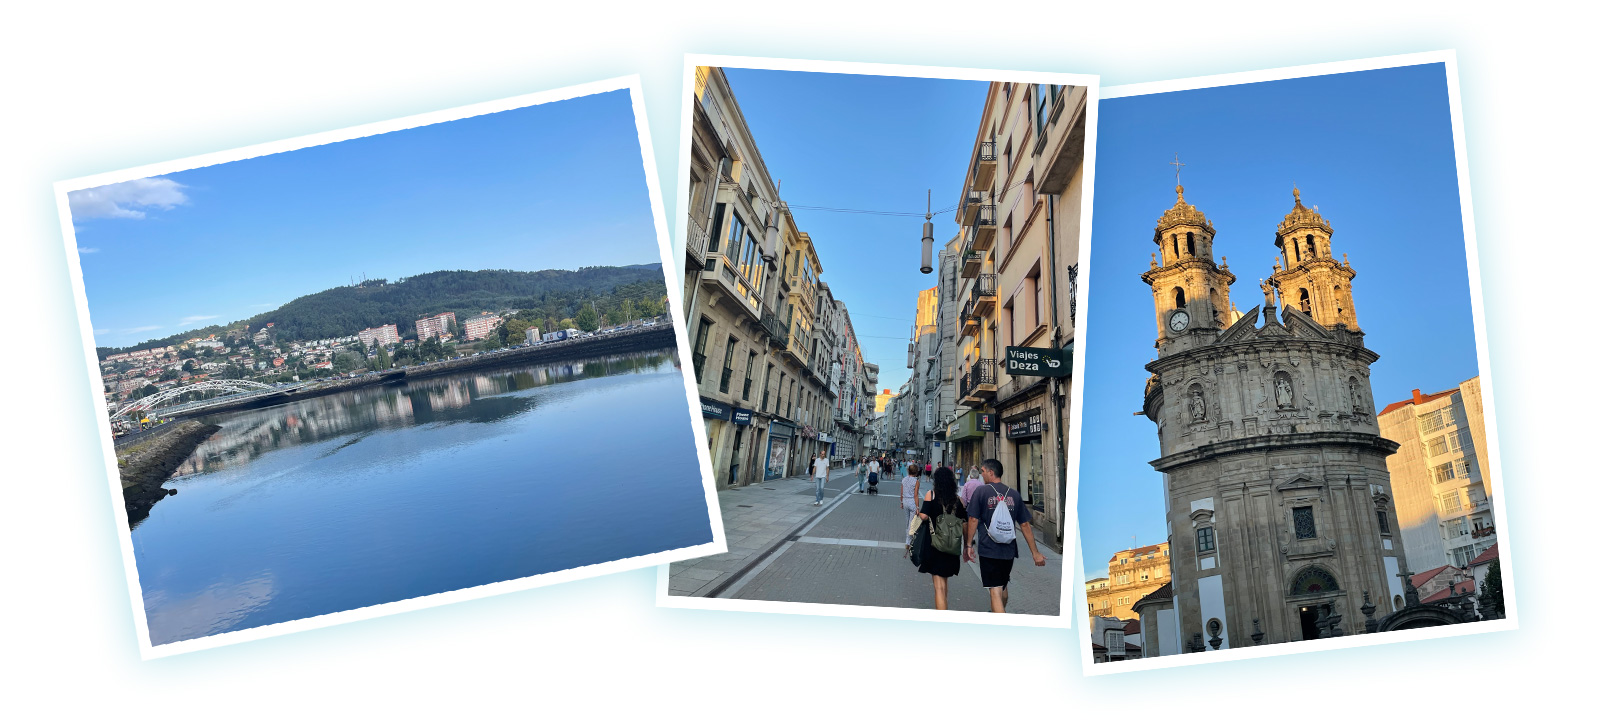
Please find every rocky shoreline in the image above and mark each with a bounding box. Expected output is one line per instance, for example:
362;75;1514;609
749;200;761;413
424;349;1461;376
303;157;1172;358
117;419;220;527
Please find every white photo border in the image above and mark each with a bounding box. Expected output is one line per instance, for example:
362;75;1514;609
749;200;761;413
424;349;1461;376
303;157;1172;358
54;74;729;660
655;53;1099;630
1078;49;1518;676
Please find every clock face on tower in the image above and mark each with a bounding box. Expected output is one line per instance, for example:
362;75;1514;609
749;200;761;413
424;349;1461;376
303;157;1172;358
1169;309;1190;333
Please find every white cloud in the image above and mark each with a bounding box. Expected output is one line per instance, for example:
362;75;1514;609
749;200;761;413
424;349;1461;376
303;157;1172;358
178;315;219;326
78;247;99;254
127;325;161;334
68;177;188;220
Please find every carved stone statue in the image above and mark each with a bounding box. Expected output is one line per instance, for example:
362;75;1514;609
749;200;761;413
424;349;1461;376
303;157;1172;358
1189;386;1207;423
1275;375;1294;409
1349;378;1363;413
1260;278;1276;307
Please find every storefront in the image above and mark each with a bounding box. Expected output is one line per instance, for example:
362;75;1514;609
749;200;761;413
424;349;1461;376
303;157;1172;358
702;398;755;488
1003;409;1047;509
766;420;796;480
945;410;989;473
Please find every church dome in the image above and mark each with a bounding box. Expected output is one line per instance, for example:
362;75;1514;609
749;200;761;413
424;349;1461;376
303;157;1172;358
1154;185;1216;237
1276;187;1332;236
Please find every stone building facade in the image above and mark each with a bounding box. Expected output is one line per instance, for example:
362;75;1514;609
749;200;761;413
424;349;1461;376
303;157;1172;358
1085;542;1172;620
938;81;1087;552
1142;185;1409;649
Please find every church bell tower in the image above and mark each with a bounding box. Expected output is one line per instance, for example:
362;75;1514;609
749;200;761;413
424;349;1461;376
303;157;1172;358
1269;187;1360;331
1141;181;1236;353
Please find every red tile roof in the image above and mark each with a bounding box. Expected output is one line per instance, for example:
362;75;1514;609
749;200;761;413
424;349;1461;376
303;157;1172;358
1409;565;1454;589
1468;543;1499;567
1421;579;1476;604
1379;387;1460;417
1121;619;1141;635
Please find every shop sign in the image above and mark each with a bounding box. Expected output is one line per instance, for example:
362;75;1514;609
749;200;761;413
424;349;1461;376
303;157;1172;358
1005;412;1046;438
1004;345;1071;377
977;413;996;432
731;408;753;425
701;398;732;420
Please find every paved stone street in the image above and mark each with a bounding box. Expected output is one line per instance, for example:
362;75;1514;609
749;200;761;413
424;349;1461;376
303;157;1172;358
669;466;1062;616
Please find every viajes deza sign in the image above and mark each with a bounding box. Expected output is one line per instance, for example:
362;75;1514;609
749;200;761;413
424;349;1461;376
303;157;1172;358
1004;346;1070;377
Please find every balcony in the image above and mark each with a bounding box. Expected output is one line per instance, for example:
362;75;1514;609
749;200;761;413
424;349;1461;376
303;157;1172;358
960;298;980;338
1470;525;1496;540
761;309;790;349
969;203;997;251
700;253;762;322
959;358;997;407
960;241;983;279
974;140;998;189
685;214;709;267
971;273;998;314
958;190;984;225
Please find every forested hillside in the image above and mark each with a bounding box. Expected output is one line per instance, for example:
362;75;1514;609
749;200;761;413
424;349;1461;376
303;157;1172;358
98;266;668;357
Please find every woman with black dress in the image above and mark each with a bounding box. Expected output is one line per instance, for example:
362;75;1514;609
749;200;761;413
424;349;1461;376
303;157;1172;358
916;467;970;610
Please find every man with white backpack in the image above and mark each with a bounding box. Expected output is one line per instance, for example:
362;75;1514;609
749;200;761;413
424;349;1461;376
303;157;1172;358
963;458;1047;613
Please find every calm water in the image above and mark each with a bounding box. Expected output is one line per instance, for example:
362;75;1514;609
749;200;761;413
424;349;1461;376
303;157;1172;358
131;350;711;645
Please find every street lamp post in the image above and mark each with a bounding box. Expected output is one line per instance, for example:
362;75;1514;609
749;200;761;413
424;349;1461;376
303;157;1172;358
920;189;934;274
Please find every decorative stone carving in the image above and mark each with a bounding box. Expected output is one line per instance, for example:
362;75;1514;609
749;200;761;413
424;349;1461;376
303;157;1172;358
1274;373;1295;409
1188;385;1207;423
1348;377;1364;413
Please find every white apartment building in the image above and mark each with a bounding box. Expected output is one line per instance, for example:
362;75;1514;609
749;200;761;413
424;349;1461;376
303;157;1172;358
1378;377;1497;570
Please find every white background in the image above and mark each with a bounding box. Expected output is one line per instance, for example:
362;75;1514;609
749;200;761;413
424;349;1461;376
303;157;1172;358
0;1;1586;714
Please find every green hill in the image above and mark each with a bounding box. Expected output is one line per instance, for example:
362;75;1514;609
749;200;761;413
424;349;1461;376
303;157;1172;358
98;266;667;357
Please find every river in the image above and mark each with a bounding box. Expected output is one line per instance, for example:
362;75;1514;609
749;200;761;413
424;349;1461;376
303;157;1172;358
129;349;711;646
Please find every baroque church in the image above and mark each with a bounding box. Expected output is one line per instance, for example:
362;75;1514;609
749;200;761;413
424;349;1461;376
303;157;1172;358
1139;182;1413;650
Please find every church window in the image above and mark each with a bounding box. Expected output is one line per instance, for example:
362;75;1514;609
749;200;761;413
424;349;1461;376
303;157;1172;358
1298;288;1312;313
1377;509;1391;534
1186;231;1195;256
1171;234;1180;258
1292;241;1301;262
1196;526;1215;553
1306;234;1316;256
1288;566;1340;596
1293;506;1317;539
1173;287;1187;308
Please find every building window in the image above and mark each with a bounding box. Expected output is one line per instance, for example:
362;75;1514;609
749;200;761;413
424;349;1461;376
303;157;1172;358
1440;491;1462;513
1196;526;1215;553
707;203;727;253
693;318;713;380
1419;409;1446;433
1455;457;1473;479
1377;509;1391;535
725;212;746;267
1293;506;1317;539
1186;231;1195;256
1431;462;1457;484
1174;286;1186;308
742;351;756;400
1427;435;1451;458
719;337;737;393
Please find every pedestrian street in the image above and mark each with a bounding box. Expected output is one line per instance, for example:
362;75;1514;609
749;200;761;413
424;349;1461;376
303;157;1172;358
668;466;1062;615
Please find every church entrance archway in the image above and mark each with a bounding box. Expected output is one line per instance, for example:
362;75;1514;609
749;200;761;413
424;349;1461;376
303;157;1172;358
1297;605;1320;640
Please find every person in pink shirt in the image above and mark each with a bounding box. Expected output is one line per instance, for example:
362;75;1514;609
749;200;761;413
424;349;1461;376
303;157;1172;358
959;465;984;508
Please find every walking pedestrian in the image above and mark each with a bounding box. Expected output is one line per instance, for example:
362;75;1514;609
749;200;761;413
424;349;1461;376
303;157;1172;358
959;465;984;508
900;463;925;556
964;458;1047;613
915;467;969;610
863;456;880;494
811;451;830;506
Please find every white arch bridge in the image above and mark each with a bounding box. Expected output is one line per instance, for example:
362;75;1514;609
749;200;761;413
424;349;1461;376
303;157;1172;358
112;379;281;420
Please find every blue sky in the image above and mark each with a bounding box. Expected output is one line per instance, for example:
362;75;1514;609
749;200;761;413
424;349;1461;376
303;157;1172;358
1079;63;1478;573
71;89;659;349
721;69;989;392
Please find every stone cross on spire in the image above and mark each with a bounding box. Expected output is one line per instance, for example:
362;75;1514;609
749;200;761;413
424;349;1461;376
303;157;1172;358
1171;153;1186;194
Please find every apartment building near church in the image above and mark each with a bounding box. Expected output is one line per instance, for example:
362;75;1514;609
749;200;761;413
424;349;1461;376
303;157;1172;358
1086;542;1172;620
1378;377;1497;570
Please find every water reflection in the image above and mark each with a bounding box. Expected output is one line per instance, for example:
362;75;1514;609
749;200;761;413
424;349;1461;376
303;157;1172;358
133;349;709;645
170;351;673;480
